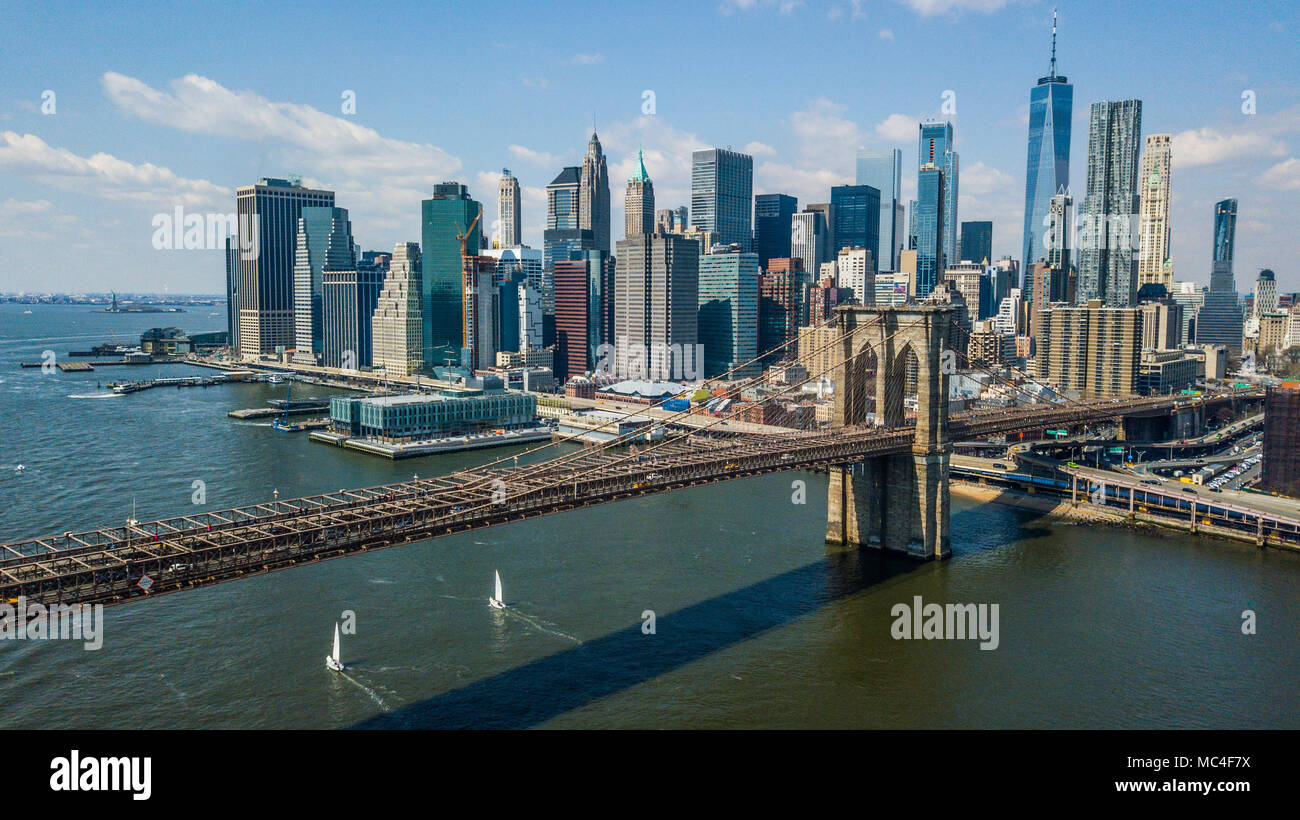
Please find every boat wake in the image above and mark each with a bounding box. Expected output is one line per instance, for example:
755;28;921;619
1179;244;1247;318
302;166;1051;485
68;392;121;399
500;607;583;645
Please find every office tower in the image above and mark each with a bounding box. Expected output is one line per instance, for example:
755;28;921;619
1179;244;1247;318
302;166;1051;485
1262;383;1300;497
1046;192;1074;275
806;203;834;261
698;246;760;379
690;148;754;250
959;221;992;265
624;149;655;239
372;243;424;378
577;132;611;253
225;236;239;353
1021;9;1073;299
914;163;945;298
497;169;521;248
321;264;383;369
1078;99;1143;307
1137;291;1183;351
766;257;808;325
673;206;688;234
830;185;881;264
234;178;335;358
1169;280;1204;345
553;250;614;382
944;261;987;320
1255;269;1278;315
483;246;545;354
544;166;596;273
292;206;355;365
759;267;801;363
982;262;1012;321
614;233;700;380
918;121;959;265
459;255;501;371
856;147;904;271
994;288;1023;336
1137;134;1173;289
875;272;911;307
1197;199;1243;352
420;181;482;370
754;193;797;267
1035;299;1142;398
790;211;827;277
837;247;876;305
655;209;676;234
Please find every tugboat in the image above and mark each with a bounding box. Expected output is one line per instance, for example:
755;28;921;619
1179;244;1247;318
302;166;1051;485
271;380;305;432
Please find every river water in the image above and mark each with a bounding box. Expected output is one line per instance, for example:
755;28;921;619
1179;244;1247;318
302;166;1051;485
1;303;1297;729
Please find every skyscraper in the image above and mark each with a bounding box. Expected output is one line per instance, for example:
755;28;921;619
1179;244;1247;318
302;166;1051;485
758;266;801;363
856;148;904;271
1021;9;1073;298
292;206;355;365
1137;134;1173;290
321;264;383;369
624;149;655;239
790;211;827;280
614;233;700;380
420;182;482;369
959;220;992;265
753;193;797;268
371;243;424;378
690;148;754;250
698;246;760;379
579;132;611;253
830;185;881;266
544;167;595;272
918;121;959;265
234;178;335;358
553;251;614;382
914;164;945;298
1078;99;1142;307
497;169;521;248
1194;198;1242;352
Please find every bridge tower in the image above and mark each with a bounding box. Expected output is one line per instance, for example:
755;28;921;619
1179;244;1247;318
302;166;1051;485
825;305;954;560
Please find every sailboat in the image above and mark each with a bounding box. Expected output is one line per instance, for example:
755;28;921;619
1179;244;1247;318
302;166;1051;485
488;570;506;609
325;622;345;671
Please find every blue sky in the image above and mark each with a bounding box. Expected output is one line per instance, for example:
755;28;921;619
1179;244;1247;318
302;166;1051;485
0;0;1295;294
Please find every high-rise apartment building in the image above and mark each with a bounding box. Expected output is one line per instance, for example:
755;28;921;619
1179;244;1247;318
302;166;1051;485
836;247;876;306
291;206;355;365
754;193;797;268
1196;198;1243;352
1262;382;1300;497
856;148;904;271
497;169;521;248
918;121;959;265
690;148;753;251
698;246;760;379
759;266;801;364
1137;134;1173;289
1078;99;1143;307
371;243;424;378
234;178;335;358
959;220;992;265
420;182;482;370
624;150;655;240
1035;299;1143;397
1021;10;1073;299
579;132;611;253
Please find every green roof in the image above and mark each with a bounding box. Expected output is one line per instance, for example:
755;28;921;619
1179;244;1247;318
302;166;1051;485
628;149;650;183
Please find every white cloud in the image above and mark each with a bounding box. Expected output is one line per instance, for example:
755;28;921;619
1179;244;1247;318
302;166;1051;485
1258;157;1300;190
900;0;1016;15
743;141;777;157
571;53;605;65
0;131;229;207
875;113;918;143
1171;126;1287;168
879;28;895;39
521;77;550;89
508;144;563;167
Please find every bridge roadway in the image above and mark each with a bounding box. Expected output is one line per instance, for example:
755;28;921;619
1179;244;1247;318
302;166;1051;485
0;392;1252;609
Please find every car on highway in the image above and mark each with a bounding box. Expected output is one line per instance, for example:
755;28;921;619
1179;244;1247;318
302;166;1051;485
1181;487;1197;494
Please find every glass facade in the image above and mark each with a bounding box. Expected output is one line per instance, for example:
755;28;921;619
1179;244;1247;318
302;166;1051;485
830;185;881;265
420;183;482;370
690;148;754;251
1021;73;1073;295
959;220;992;265
754;193;797;268
914;166;945;298
1078;99;1142;307
698;250;760;379
917;122;959;267
855;148;903;271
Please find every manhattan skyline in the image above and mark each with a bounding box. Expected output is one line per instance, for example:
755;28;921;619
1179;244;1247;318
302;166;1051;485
0;0;1295;294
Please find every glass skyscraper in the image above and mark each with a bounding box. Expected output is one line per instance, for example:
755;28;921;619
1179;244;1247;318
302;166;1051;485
856;148;904;271
1197;198;1243;352
914;165;945;298
698;247;760;379
754;193;797;268
917;121;959;267
691;148;754;251
420;182;482;370
959;220;992;265
1021;11;1073;298
292;206;354;365
830;185;881;267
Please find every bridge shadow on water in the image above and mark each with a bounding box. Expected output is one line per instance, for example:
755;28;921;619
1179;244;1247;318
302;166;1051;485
349;505;1037;730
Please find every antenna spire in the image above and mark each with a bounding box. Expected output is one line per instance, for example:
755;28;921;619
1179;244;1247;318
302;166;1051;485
1049;7;1058;78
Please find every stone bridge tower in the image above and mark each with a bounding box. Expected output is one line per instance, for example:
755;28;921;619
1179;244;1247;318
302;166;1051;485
825;305;954;560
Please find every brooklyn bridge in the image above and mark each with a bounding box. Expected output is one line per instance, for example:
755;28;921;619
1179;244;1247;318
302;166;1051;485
0;306;1257;609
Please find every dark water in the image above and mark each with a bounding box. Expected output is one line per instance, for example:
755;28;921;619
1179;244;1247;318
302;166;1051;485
1;304;1297;729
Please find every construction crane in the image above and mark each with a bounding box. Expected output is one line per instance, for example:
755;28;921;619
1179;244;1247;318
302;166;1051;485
454;213;482;367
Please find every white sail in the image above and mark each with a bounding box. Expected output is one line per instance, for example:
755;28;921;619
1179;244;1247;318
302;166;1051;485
494;570;503;603
332;623;341;664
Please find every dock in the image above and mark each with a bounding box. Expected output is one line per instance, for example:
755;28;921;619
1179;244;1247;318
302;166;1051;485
310;425;554;459
107;375;225;394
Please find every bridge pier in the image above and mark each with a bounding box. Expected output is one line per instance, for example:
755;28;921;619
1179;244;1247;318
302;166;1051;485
825;306;953;560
